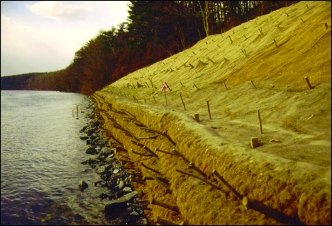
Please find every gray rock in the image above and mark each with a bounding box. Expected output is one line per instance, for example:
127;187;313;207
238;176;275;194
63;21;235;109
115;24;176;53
86;147;97;155
130;211;139;216
118;180;124;189
79;180;88;192
101;147;113;154
104;191;138;219
96;166;106;174
122;187;132;192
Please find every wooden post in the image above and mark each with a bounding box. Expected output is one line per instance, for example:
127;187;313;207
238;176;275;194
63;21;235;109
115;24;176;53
251;137;260;148
258;110;263;134
304;76;313;89
180;93;186;110
194;114;200;122
72;109;74;118
76;105;79;119
207;101;212;120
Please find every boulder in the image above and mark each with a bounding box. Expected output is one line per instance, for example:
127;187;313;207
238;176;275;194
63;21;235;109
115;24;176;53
104;191;138;220
86;147;97;155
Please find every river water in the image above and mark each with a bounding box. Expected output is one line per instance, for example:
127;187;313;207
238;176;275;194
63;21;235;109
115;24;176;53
1;91;110;225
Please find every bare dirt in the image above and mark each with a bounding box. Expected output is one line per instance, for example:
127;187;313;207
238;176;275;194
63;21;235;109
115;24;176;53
92;1;331;225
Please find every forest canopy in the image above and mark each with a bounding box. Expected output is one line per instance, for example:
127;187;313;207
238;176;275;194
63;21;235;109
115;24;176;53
1;1;298;94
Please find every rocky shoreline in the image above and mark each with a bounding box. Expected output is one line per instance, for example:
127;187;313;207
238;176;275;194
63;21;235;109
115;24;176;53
79;97;147;225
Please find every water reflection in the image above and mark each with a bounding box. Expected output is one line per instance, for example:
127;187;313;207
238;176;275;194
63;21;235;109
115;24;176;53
0;91;108;225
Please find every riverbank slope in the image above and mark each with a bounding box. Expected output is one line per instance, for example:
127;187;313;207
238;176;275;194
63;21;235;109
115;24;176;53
92;1;331;224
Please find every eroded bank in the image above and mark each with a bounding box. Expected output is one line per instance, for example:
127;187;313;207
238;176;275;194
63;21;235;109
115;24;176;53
91;90;331;225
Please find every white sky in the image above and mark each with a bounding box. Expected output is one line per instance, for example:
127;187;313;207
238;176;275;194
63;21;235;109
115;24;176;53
1;1;130;76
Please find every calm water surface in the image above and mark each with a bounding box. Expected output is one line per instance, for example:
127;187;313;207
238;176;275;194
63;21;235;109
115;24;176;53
1;91;109;225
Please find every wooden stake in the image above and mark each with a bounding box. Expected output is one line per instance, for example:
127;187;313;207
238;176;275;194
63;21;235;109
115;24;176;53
224;81;228;90
151;199;179;213
228;35;233;43
304;76;313;89
258;110;263;134
207;101;212;120
250;80;257;89
141;162;162;175
76;105;79;119
180;93;186;110
273;39;278;48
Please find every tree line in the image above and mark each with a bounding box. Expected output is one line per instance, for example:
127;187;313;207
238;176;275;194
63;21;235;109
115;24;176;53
1;1;298;94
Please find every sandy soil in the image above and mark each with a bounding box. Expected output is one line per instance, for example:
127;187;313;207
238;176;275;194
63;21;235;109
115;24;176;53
93;1;331;225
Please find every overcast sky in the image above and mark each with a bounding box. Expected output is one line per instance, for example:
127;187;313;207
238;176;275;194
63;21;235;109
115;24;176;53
1;1;130;76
